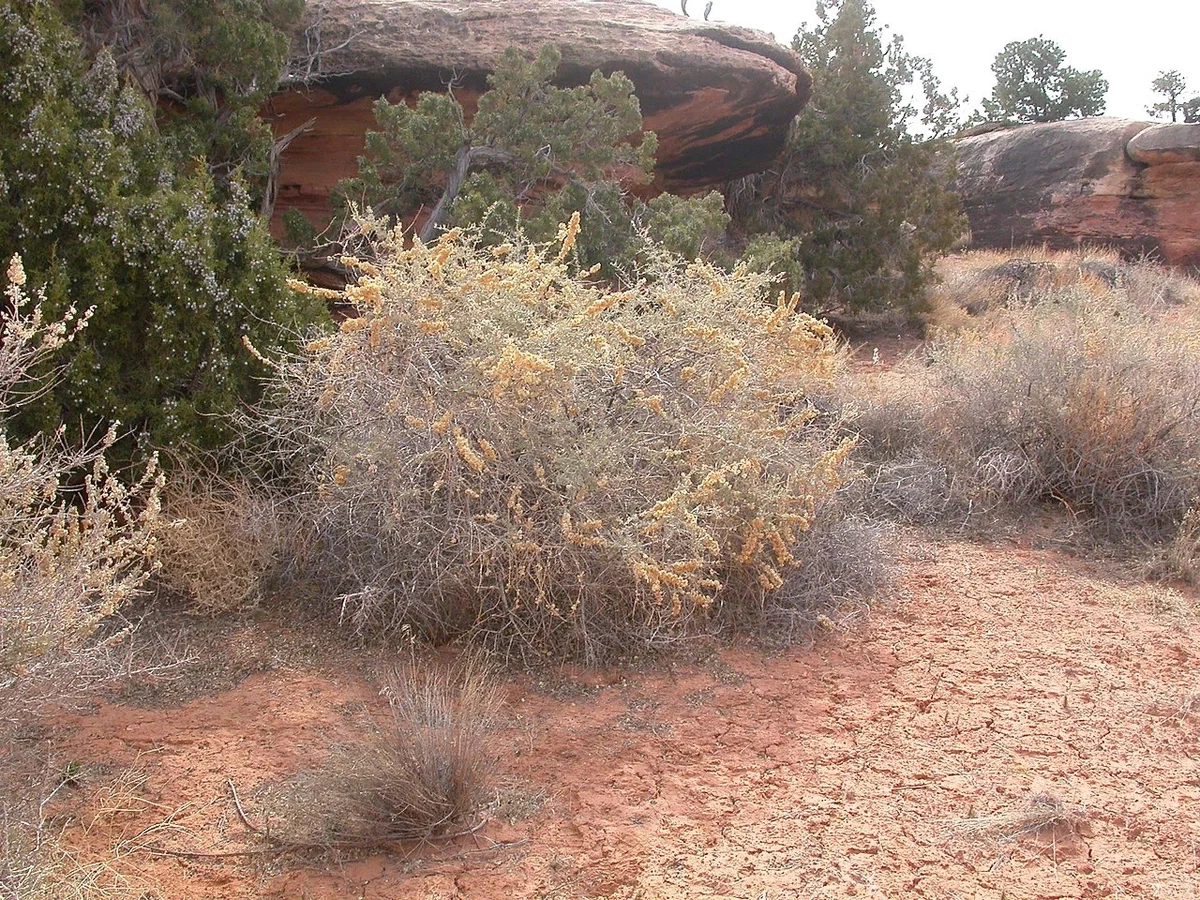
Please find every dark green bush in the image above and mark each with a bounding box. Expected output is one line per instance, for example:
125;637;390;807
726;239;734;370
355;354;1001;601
642;191;731;261
733;0;965;314
0;0;327;454
333;45;737;278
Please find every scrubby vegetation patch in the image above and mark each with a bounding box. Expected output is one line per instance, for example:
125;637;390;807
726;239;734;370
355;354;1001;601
252;218;859;658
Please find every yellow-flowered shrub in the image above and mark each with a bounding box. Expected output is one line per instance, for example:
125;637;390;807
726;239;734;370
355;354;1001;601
259;218;856;658
1;255;163;893
0;256;163;686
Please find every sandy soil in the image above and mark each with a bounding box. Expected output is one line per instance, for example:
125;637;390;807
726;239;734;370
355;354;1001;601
52;537;1199;899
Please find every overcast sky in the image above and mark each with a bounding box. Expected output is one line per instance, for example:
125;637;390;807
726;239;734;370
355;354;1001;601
649;0;1199;122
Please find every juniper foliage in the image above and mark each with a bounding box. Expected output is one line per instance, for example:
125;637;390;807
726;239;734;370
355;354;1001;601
0;1;326;455
733;0;965;313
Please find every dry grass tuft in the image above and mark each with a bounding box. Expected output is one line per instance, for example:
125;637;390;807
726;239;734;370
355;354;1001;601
276;656;502;846
250;217;862;659
952;793;1088;841
2;761;170;900
848;252;1200;543
155;466;295;613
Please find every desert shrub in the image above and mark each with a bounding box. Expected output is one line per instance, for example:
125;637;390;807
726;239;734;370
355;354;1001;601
273;657;501;844
0;256;162;897
925;248;1200;330
754;509;886;644
252;217;858;659
1118;257;1200;310
856;285;1200;540
155;467;296;613
738;233;806;301
1149;509;1200;585
641;191;731;261
0;256;163;697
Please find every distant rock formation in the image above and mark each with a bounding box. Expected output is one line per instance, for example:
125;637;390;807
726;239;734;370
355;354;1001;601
269;0;811;233
1127;123;1200;166
954;119;1200;269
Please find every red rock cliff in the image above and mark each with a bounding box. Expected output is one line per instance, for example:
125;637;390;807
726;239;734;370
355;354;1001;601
269;0;811;233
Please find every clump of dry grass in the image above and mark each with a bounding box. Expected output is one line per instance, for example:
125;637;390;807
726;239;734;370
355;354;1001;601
276;657;502;845
155;466;295;613
926;247;1200;331
4;761;182;899
850;261;1200;542
249;216;862;659
952;793;1087;840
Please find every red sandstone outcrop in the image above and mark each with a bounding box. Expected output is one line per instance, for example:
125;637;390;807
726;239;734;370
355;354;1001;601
269;0;810;233
953;119;1200;269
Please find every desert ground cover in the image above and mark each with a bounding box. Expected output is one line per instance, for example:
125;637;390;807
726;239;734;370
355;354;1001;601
6;245;1200;898
6;4;1200;897
43;532;1200;899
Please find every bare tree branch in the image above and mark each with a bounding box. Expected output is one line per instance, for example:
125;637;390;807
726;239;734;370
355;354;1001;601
261;117;317;221
279;2;363;89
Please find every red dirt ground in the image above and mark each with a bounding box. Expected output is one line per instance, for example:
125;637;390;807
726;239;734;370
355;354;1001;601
53;537;1199;899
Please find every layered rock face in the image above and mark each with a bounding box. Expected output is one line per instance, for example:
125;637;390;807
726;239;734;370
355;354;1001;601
270;0;810;232
954;119;1200;269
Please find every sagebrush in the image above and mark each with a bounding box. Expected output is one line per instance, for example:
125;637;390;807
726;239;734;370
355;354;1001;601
0;256;163;898
853;253;1200;541
924;247;1200;330
252;217;858;658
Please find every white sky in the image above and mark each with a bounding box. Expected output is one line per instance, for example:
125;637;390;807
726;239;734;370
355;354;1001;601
650;0;1200;122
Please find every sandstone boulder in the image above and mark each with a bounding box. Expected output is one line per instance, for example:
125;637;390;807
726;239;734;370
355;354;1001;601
270;0;810;232
953;118;1200;269
1127;123;1200;166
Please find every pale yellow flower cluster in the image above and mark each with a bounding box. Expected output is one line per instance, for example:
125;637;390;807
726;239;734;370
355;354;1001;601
1;258;163;681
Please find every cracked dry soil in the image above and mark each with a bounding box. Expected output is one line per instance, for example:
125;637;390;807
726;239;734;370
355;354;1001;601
55;538;1200;898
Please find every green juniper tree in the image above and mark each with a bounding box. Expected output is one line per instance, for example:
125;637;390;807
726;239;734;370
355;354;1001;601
0;0;327;455
914;55;967;139
334;45;730;276
978;36;1107;123
66;0;306;208
336;46;655;260
1148;70;1188;122
732;0;965;313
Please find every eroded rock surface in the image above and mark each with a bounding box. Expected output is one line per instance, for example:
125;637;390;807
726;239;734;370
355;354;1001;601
954;118;1200;268
270;0;810;231
1127;123;1200;166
